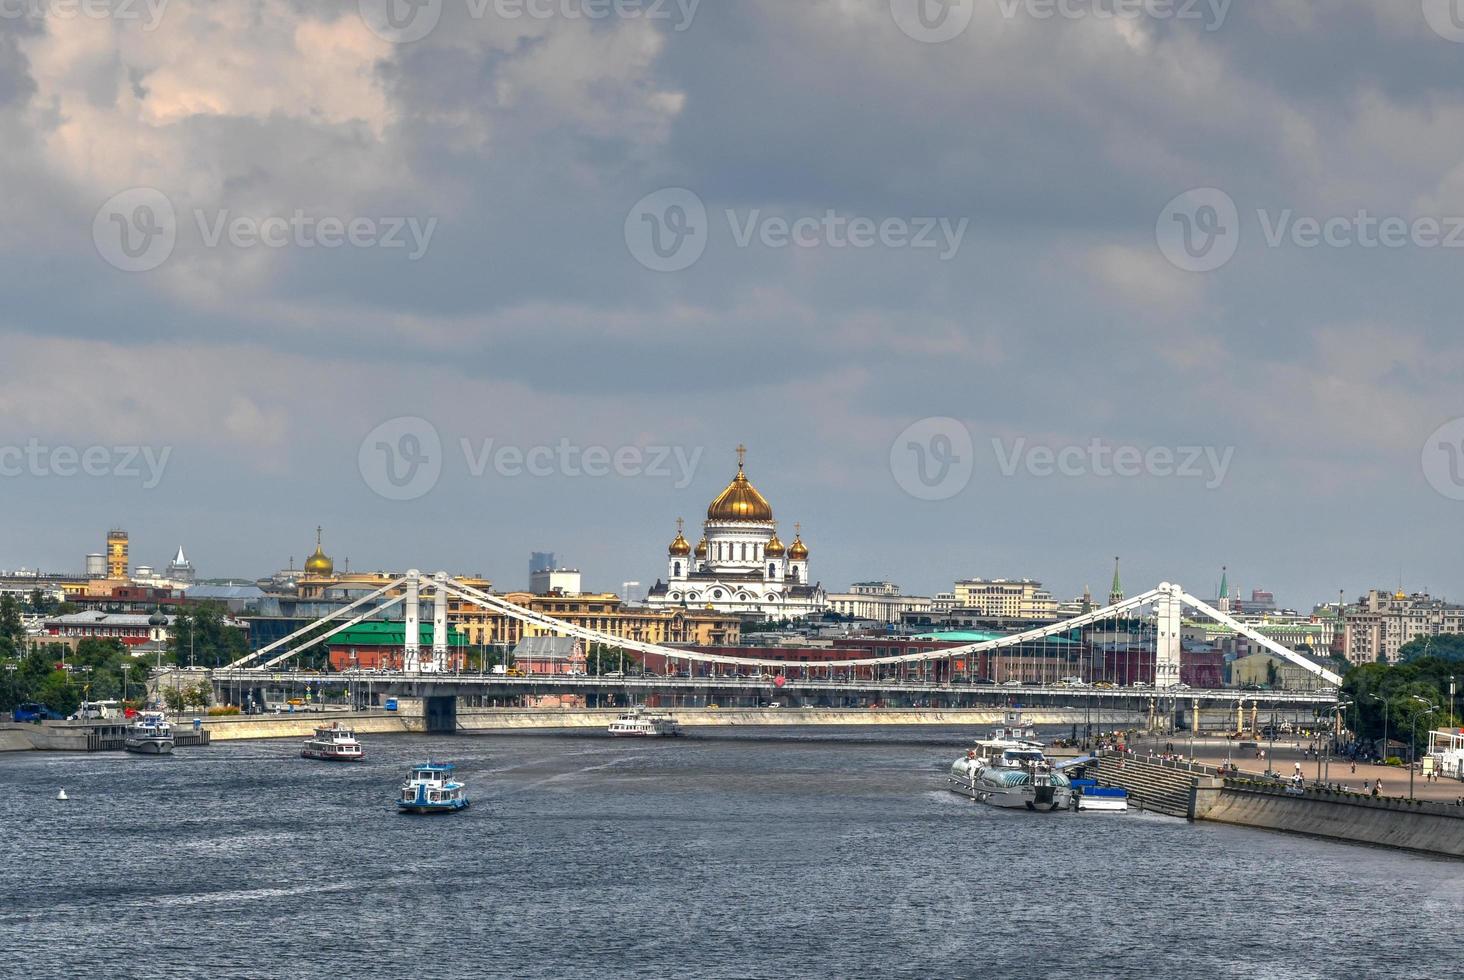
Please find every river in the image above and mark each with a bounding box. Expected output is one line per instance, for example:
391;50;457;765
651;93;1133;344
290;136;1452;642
1;727;1458;979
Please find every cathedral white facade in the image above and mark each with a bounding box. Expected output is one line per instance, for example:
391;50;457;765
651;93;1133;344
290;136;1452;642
646;448;828;619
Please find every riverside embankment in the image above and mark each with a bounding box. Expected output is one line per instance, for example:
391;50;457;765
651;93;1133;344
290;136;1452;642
1095;753;1464;858
0;706;1144;750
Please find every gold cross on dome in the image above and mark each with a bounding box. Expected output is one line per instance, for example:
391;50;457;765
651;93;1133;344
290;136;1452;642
794;522;801;536
676;517;684;534
736;444;747;468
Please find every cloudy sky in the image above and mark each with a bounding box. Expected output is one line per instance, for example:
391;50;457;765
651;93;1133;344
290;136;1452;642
1;0;1463;607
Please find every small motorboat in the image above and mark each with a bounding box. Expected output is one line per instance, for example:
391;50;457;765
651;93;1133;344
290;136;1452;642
301;723;364;761
397;763;469;814
1070;779;1129;812
57;789;68;801
124;712;175;755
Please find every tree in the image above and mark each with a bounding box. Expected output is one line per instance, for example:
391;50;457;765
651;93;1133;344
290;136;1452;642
35;670;81;717
185;683;212;710
0;595;23;659
585;643;640;675
168;603;249;668
162;686;187;714
1398;634;1464;663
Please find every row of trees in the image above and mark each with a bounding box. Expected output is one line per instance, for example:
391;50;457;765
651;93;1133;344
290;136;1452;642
0;595;253;714
1340;654;1460;755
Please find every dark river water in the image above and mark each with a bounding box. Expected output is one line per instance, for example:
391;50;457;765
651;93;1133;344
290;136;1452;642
1;727;1459;979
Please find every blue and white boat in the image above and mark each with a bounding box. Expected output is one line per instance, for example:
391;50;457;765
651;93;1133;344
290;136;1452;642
1070;779;1129;812
397;763;469;814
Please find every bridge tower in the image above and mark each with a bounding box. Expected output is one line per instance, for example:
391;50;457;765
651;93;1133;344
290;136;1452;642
431;571;449;674
1155;581;1182;689
404;570;421;673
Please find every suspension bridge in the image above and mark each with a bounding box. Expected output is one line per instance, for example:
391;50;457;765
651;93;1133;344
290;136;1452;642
201;572;1341;731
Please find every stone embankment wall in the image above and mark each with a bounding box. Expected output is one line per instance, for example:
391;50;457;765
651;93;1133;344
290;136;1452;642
202;712;420;741
1198;781;1464;858
1094;753;1464;858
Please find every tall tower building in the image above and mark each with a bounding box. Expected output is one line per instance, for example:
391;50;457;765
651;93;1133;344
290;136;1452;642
1108;556;1124;606
530;552;556;577
106;529;129;580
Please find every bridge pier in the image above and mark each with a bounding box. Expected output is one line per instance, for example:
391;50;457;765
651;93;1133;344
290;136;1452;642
424;695;457;734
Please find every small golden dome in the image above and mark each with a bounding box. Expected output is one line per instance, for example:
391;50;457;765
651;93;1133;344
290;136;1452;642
788;529;808;561
707;446;773;523
304;526;334;577
668;518;692;557
694;537;708;559
764;532;785;558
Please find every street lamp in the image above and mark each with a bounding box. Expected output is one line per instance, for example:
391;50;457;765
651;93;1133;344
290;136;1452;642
1409;696;1438;801
1368;693;1388;765
1323;701;1352;784
121;663;132;704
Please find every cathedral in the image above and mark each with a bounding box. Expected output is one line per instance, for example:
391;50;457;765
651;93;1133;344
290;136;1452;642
645;447;827;619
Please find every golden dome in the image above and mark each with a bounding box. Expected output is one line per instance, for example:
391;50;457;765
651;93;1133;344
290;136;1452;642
788;528;808;561
764;532;786;558
707;446;773;523
304;526;334;577
694;537;709;559
668;518;692;557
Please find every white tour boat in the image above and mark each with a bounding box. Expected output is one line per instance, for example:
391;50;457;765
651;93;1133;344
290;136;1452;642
608;708;683;738
948;739;1072;811
124;712;175;755
397;763;469;814
301;723;364;762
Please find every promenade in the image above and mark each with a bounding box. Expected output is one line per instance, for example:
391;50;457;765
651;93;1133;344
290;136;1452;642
1125;733;1464;804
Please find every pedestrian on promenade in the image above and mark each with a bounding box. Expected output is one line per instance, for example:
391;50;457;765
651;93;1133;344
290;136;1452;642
1350;762;1356;775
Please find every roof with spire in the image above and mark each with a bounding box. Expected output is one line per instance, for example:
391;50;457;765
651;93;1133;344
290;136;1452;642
1108;557;1123;602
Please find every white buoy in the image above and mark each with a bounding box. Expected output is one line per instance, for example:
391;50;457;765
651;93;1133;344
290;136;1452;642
57;789;68;801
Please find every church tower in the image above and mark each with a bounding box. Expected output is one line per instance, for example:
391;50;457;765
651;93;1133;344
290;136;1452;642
1108;556;1124;605
667;517;691;582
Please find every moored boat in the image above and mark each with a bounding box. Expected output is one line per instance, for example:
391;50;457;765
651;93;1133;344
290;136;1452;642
124;712;175;755
397;763;469;814
1070;779;1129;812
301;723;364;761
608;708;682;737
948;739;1072;811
